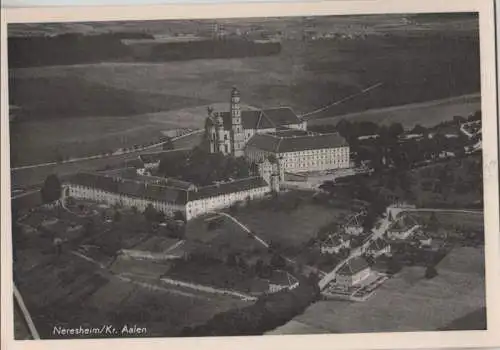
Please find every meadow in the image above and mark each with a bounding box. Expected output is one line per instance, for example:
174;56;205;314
9;14;480;169
275;246;485;334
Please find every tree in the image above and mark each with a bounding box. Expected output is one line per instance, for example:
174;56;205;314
173;210;186;223
425;265;438;279
41;174;62;204
387;256;402;275
143;204;159;222
411;124;427;135
162;137;174;150
388;122;404;138
270;253;286;269
113;210;122;222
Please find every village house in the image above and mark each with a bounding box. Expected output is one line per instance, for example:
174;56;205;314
320;234;351;255
335;256;371;290
365;238;391;258
267;270;300;293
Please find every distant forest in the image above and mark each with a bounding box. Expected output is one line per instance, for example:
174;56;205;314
8;32;282;68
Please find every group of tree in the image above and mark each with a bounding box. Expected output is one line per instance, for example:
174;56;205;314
178;277;319;337
158;146;256;186
41;174;62;204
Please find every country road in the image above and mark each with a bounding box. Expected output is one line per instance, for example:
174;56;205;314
317;205;482;290
10;130;204;189
12;129;203;171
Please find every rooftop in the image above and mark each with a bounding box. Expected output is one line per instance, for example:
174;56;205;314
208;107;302;130
66;172;269;204
139;149;190;164
246;132;348;153
337;256;370;276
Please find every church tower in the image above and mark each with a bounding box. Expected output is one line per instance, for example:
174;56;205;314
230;87;245;157
215;112;226;154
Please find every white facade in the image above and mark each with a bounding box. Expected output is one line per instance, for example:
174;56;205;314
66;184;185;217
186;185;269;220
246;146;350;174
336;267;371;289
66;178;270;222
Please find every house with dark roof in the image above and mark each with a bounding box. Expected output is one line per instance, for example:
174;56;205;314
336;256;371;289
64;171;270;221
206;87;306;157
267;270;300;293
138;149;190;170
246;132;350;174
365;238;391;258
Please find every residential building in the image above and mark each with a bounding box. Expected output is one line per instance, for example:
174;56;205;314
267;270;300;293
365;238;391;258
335;256;371;289
320;234;351;255
387;221;421;240
205;87;306;157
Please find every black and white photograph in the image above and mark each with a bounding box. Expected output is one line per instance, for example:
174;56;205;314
1;1;500;349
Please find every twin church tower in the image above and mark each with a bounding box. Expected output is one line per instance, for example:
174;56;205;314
207;87;246;157
205;86;307;157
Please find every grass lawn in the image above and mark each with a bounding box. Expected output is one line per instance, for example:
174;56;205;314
284;246;485;333
10;19;479;166
231;193;352;251
165;259;269;294
409;211;484;233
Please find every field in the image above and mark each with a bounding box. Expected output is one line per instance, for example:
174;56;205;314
409;211;484;232
10;131;203;189
307;93;481;129
9;14;480;168
13;203;248;339
271;246;485;334
231;193;352;250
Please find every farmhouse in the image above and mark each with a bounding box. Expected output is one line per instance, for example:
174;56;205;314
64;172;270;221
386;218;421;240
320;234;351;255
138;149;190;171
365;238;391;258
206;87;306;157
267;270;300;293
336;256;371;289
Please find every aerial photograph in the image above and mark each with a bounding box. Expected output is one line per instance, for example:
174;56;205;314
8;12;485;339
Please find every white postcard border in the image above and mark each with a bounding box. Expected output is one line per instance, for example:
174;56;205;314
1;1;499;350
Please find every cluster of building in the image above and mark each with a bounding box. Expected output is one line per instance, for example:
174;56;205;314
63;87;351;221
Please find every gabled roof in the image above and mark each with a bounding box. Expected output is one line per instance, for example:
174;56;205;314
189;176;269;201
268;270;299;286
368;238;389;251
66;172;268;205
246;132;348;153
139;149;189;164
337;257;370;276
212;107;302;131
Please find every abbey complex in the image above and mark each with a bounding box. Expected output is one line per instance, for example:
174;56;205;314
62;88;350;221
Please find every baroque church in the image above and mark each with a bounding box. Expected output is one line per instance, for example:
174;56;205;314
205;87;307;157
